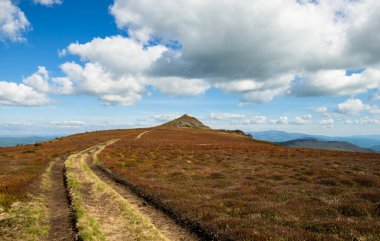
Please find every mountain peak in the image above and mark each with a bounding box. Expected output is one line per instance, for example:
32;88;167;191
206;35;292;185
159;114;210;129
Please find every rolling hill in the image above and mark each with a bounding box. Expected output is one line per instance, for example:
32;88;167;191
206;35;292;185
252;130;380;150
159;114;211;129
251;130;313;142
280;139;374;152
1;115;380;241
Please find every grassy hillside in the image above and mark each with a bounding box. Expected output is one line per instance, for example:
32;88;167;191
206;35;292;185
0;129;144;208
1;119;380;240
98;128;380;240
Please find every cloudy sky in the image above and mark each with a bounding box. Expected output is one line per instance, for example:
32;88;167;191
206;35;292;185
1;0;380;136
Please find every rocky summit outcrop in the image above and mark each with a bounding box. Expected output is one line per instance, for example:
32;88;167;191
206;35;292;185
159;114;252;138
216;129;253;139
159;114;211;129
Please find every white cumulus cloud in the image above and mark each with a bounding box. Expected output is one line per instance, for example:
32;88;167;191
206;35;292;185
8;0;380;108
33;0;62;6
292;68;380;96
369;106;380;115
242;116;267;125
270;116;289;125
60;36;213;104
319;119;335;125
209;113;245;120
0;81;50;106
316;106;328;113
291;114;312;125
336;98;371;114
345;117;380;125
49;120;86;129
66;36;167;75
23;66;51;93
151;77;210;96
60;62;146;106
109;0;380;102
0;0;30;42
23;66;73;94
369;93;380;101
153;114;180;121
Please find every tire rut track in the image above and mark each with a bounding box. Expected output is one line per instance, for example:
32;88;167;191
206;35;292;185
62;136;201;240
89;158;199;241
46;156;76;241
135;130;151;139
64;142;170;240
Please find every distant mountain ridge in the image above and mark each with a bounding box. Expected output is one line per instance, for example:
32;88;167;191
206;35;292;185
0;136;57;147
280;139;374;153
251;130;380;152
371;145;380;152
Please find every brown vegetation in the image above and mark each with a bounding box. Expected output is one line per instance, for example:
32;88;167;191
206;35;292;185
98;128;380;240
1;121;380;240
159;114;210;129
65;142;167;241
0;129;144;209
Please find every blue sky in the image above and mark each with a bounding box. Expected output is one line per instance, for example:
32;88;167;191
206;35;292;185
1;0;380;136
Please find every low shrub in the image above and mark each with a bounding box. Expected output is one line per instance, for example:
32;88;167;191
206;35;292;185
374;203;380;216
270;175;283;181
353;176;377;187
316;178;337;186
208;172;226;179
304;222;340;234
360;192;380;203
338;204;367;217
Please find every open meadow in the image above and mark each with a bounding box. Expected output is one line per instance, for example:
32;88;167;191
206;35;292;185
1;120;380;240
98;128;380;240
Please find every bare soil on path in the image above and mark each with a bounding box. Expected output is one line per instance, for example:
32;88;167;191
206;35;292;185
64;141;198;240
89;159;199;241
40;131;199;241
46;156;75;241
135;130;151;139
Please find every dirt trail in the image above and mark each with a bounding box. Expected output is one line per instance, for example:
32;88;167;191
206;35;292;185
64;141;198;240
66;144;164;240
90;135;199;241
135;130;151;139
89;159;199;241
46;156;75;241
91;140;199;240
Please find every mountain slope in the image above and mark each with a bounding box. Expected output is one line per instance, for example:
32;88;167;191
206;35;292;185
252;130;312;142
99;127;380;240
159;114;252;138
280;139;374;152
159;114;210;129
1;118;380;240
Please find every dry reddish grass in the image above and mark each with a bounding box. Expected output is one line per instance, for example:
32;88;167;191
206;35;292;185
2;126;380;240
0;129;145;208
99;128;380;240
